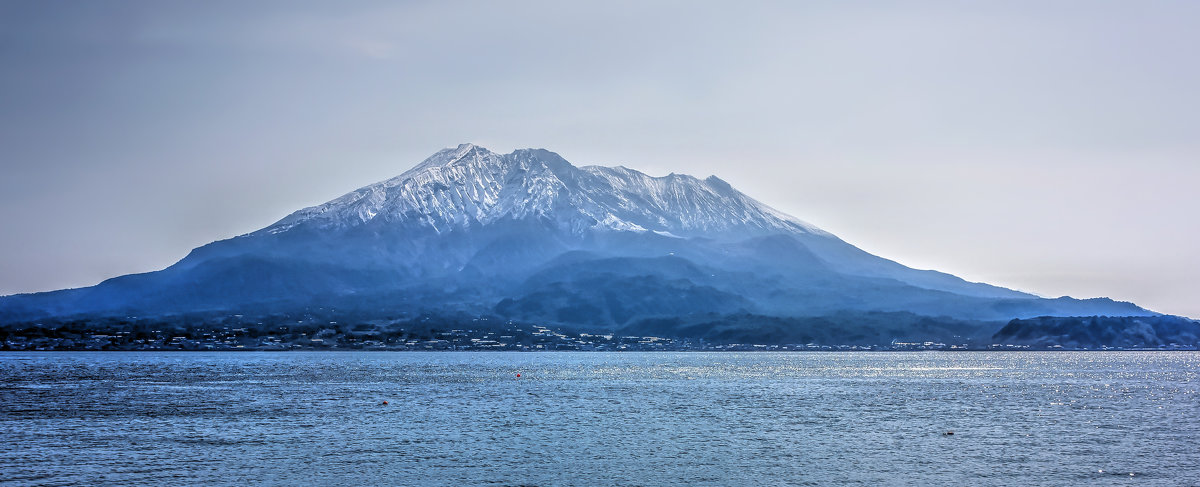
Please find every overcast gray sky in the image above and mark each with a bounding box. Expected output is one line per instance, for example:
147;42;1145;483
1;1;1197;317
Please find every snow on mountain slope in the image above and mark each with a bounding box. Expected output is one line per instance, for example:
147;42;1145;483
243;143;1020;300
259;143;828;239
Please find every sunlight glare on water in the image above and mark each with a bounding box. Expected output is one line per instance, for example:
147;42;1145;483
1;351;1197;486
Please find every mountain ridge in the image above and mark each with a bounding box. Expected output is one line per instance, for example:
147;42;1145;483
260;143;829;240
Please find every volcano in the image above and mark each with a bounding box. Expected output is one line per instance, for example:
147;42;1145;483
0;144;1155;343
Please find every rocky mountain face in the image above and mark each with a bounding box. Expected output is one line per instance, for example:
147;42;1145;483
0;144;1157;342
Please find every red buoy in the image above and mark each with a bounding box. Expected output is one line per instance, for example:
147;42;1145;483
382;400;389;405
516;373;521;378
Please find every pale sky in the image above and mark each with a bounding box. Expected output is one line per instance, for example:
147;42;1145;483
1;1;1197;317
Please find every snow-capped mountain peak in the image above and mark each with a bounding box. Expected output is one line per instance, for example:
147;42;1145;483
261;144;829;239
405;143;491;174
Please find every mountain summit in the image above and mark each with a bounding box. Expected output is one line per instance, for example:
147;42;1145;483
0;144;1154;342
263;143;826;239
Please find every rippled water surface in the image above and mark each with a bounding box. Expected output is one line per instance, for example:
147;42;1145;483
2;351;1198;486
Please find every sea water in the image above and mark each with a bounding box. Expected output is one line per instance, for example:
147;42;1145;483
1;351;1197;486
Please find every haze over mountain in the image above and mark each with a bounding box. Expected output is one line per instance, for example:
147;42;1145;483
0;144;1157;342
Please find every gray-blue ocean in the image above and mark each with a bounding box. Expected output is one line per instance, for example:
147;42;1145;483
2;352;1197;486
